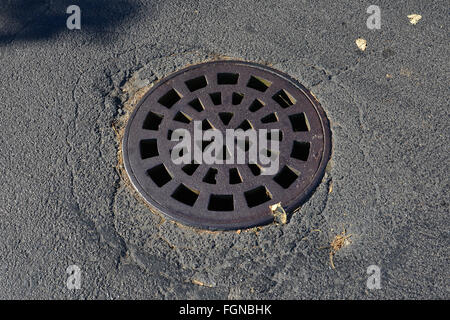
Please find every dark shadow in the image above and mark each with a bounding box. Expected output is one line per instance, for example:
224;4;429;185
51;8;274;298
0;0;140;44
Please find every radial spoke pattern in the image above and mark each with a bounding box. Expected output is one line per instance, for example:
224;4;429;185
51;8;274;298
123;61;331;230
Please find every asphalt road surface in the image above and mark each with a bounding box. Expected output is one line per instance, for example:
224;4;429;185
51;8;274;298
0;0;448;299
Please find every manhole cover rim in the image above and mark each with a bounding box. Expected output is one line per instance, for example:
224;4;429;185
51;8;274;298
122;60;332;230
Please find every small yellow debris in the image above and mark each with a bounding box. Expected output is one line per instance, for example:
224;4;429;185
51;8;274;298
269;202;287;224
328;230;352;269
355;38;367;51
386;73;392;79
407;14;422;25
400;68;412;77
268;203;278;211
191;279;213;287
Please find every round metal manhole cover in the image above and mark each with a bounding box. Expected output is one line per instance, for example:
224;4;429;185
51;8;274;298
123;60;331;230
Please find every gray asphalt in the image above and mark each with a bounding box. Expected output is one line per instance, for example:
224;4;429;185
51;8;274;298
0;0;448;299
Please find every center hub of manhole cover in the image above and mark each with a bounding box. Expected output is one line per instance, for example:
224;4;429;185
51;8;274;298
123;60;331;230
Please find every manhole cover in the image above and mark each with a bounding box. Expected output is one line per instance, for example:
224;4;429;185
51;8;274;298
123;60;331;230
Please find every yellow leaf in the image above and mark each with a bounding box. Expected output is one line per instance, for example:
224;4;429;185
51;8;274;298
407;14;422;25
355;38;367;51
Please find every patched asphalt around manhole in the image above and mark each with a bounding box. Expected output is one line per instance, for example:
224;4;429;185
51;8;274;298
123;60;331;230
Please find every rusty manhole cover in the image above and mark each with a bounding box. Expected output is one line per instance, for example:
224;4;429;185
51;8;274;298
123;61;331;230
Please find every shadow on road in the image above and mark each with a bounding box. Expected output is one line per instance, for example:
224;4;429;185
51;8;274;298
0;0;140;44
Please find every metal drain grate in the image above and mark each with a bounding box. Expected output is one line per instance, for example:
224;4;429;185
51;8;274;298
123;61;331;230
